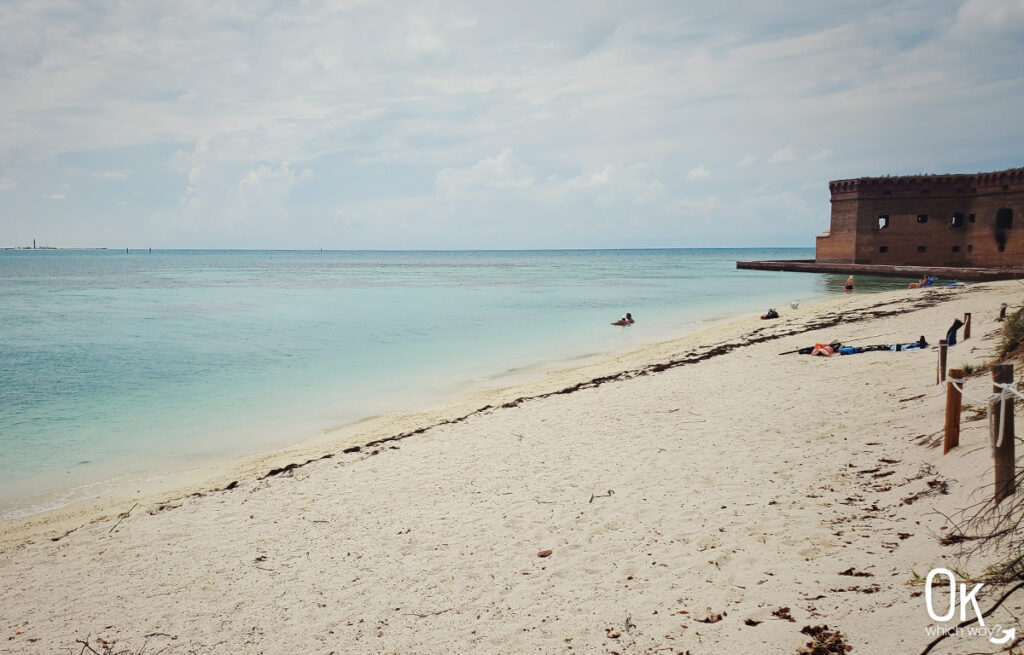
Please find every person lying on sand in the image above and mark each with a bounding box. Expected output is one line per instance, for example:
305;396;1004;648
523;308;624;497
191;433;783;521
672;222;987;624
612;312;634;326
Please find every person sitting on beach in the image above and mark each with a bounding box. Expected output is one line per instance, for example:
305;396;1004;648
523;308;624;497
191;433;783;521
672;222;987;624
612;312;634;326
908;275;928;289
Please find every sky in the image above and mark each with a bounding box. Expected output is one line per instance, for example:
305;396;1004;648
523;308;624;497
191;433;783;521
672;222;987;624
1;0;1023;250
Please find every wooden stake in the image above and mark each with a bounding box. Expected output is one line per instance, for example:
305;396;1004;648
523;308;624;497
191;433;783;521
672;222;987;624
964;312;972;340
1000;303;1008;321
944;368;963;454
937;339;948;385
991;364;1016;505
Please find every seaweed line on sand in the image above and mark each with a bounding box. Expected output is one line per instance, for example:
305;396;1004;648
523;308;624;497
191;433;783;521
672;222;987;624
49;288;954;541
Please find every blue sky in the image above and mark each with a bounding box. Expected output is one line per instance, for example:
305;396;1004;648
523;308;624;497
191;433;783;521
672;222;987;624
1;0;1023;249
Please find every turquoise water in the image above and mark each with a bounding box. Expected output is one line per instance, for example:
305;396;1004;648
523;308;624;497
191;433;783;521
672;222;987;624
0;249;910;517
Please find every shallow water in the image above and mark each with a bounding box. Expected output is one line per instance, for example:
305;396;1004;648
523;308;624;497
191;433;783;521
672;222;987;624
0;248;913;517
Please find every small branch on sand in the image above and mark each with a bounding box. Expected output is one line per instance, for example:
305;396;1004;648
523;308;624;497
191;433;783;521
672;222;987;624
77;635;100;655
405;608;453;618
589;490;614;503
108;503;139;534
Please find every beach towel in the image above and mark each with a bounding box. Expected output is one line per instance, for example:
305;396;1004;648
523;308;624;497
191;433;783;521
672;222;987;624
811;343;834;356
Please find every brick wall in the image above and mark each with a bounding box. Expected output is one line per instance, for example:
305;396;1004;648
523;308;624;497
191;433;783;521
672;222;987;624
814;168;1024;268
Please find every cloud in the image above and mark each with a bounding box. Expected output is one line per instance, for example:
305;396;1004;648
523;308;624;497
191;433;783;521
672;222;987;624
769;147;797;164
686;164;710;181
177;139;312;235
436;149;534;197
558;163;668;207
0;1;1022;248
48;192;65;200
95;170;132;180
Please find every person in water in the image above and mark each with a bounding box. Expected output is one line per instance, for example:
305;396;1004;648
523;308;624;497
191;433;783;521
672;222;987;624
845;275;854;292
612;312;634;326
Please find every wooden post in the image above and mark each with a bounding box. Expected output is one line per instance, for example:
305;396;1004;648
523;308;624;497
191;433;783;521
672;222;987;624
963;312;971;340
1000;303;1008;321
944;368;963;454
937;339;948;385
991;364;1016;505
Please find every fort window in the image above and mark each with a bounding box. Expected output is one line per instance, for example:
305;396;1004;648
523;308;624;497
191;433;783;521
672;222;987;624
877;215;889;229
917;245;927;253
917;214;928;223
1004;184;1010;191
969;213;976;223
951;212;964;228
967;244;974;252
883;190;892;196
952;245;960;253
996;208;1013;229
999;242;1007;253
879;246;889;253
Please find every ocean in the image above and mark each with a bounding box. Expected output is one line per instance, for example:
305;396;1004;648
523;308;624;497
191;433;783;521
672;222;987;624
0;248;910;518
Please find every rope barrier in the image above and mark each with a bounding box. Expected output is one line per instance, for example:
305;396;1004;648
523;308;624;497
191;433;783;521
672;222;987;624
945;377;1021;452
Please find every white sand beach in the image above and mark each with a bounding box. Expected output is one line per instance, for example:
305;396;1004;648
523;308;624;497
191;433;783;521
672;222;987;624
4;281;1024;654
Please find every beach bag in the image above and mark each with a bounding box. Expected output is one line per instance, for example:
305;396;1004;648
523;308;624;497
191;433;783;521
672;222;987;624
811;343;834;356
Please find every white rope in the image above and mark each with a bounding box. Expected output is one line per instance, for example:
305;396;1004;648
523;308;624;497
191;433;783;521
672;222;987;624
946;377;990;405
946;378;1020;452
994;382;1023;450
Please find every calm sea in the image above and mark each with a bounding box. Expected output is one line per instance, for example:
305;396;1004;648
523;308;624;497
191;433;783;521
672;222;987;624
0;248;909;517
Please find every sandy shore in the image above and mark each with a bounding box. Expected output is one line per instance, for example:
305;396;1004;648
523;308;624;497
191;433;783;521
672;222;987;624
3;281;1024;654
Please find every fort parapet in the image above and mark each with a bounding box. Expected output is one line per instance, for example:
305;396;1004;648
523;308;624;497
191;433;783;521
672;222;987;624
739;167;1024;280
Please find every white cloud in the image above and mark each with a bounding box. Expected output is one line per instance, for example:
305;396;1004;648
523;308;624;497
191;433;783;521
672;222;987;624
558;163;668;207
177;140;312;235
687;164;710;181
952;0;1024;38
95;170;132;180
769;147;797;164
0;1;1022;248
436;149;534;197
